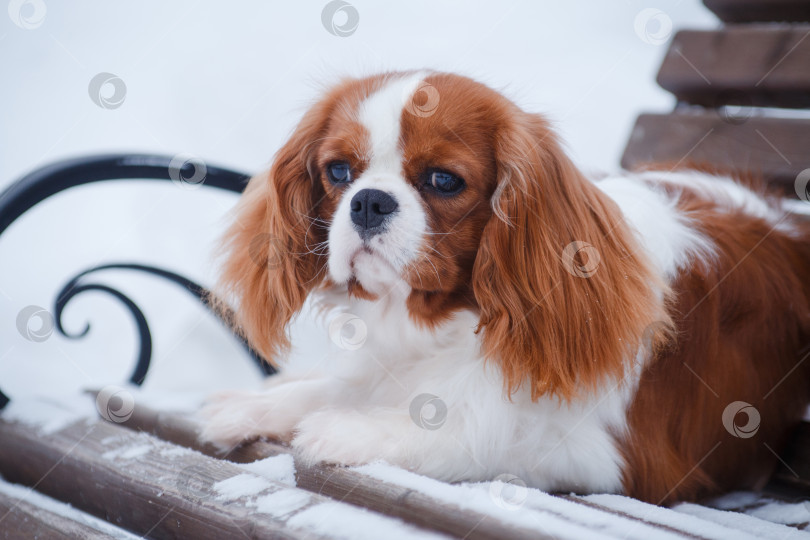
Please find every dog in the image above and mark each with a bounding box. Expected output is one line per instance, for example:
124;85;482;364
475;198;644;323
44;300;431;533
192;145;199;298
201;70;810;504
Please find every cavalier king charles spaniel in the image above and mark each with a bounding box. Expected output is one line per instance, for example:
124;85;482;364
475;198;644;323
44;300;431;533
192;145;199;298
201;70;810;504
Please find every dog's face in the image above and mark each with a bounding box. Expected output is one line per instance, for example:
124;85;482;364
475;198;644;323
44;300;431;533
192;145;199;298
218;71;663;401
315;72;499;308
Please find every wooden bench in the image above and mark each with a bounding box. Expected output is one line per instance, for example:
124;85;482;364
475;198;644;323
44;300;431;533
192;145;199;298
3;1;810;537
622;6;810;196
3;395;810;539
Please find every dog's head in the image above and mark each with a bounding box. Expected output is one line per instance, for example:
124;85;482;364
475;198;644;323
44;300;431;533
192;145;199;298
218;71;662;400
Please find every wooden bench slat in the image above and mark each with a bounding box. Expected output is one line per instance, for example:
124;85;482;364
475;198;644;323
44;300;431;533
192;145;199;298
657;27;810;109
120;403;553;540
0;404;440;540
0;489;134;540
620;112;810;192
120;401;728;540
703;0;810;23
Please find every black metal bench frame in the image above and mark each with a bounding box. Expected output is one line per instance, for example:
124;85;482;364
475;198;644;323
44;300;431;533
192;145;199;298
0;154;276;408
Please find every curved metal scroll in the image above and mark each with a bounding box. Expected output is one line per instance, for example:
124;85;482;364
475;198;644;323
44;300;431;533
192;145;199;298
54;263;275;386
0;154;276;407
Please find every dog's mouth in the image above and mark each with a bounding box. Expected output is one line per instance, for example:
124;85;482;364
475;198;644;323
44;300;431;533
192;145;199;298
349;245;391;272
345;245;404;294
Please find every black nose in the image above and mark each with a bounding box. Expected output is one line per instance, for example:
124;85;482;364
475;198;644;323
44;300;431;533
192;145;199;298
350;189;398;236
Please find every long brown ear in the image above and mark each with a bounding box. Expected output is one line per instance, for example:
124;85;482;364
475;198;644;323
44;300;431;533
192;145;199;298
473;113;668;401
213;101;332;365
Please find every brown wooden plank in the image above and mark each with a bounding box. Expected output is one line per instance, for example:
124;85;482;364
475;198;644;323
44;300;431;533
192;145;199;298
621;112;810;193
703;0;810;23
119;401;710;539
0;489;133;540
657;26;810;109
119;403;550;540
0;408;425;540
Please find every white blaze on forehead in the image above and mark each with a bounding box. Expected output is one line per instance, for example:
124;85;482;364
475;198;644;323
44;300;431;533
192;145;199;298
326;72;430;292
358;72;428;171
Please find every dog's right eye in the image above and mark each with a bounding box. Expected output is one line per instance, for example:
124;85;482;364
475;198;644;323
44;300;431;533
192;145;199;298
326;161;352;185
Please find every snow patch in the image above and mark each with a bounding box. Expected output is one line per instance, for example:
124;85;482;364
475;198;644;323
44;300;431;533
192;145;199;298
254;488;312;518
287;502;448;540
214;473;273;500
102;444;153;461
159;445;195;458
743;500;810;527
354;463;659;539
704;491;810;530
239;454;296;486
673;502;810;540
582;493;767;540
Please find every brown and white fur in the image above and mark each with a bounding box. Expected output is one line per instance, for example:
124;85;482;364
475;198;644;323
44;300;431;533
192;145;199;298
201;70;810;505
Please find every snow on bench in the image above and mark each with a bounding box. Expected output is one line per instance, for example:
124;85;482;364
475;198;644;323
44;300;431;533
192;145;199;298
0;397;447;540
0;480;139;540
115;395;810;539
3;392;810;539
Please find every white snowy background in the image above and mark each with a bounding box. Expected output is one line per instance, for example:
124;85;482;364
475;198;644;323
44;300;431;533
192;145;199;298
0;1;718;403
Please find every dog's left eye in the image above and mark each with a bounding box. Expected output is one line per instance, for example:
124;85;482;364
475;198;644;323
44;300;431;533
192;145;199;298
326;161;352;185
428;170;465;194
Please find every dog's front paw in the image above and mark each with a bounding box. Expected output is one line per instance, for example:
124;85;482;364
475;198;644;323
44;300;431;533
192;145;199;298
292;410;402;467
198;389;294;452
